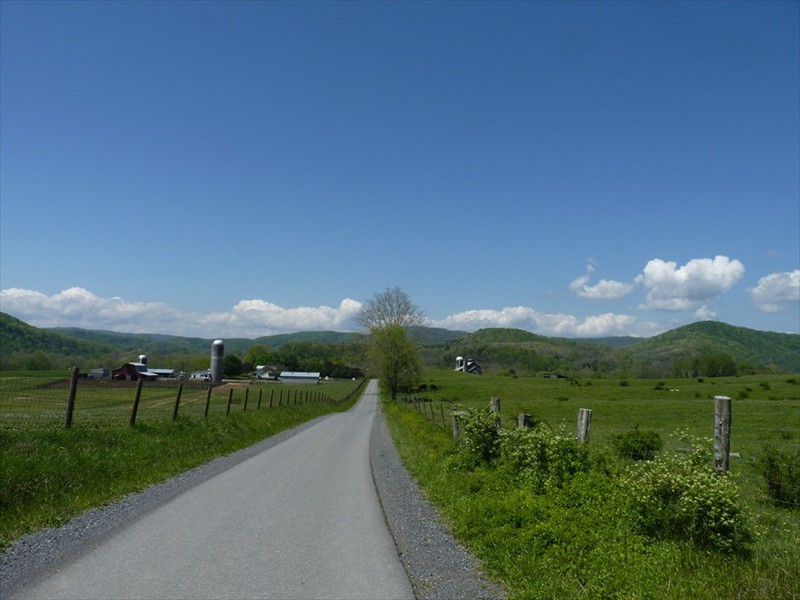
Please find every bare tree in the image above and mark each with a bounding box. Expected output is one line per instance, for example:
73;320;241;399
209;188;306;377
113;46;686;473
356;286;425;331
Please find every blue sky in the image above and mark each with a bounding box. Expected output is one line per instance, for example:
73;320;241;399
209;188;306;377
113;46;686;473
1;0;798;339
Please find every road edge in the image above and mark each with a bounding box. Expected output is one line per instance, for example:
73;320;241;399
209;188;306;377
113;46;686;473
369;402;506;600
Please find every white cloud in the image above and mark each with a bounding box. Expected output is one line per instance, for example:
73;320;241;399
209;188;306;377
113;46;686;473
569;264;635;300
694;304;717;320
431;306;661;337
749;269;800;313
635;256;745;311
0;286;669;339
0;287;363;337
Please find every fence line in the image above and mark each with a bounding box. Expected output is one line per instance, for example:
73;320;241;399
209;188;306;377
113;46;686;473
0;370;365;427
400;391;800;508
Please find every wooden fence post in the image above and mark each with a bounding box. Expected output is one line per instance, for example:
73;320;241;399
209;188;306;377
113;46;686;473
243;388;249;411
269;389;274;408
440;402;445;427
64;366;79;428
172;382;183;421
714;396;732;474
451;411;468;439
518;413;532;429
257;388;263;410
490;397;501;430
204;385;212;418
130;378;144;426
576;408;592;443
226;388;233;415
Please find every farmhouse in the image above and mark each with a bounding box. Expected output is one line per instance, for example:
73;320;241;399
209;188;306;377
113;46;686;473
279;371;321;384
455;356;482;375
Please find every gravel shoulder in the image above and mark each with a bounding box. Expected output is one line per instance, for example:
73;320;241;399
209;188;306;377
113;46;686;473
1;397;504;600
370;408;505;599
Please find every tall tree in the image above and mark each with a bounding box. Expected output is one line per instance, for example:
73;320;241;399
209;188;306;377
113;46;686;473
358;287;424;400
356;287;424;330
368;324;422;401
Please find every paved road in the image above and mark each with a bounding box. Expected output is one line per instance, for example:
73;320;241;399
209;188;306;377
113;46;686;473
13;380;414;600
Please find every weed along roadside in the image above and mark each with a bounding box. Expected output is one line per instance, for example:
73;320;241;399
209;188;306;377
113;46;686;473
0;375;366;551
382;369;800;599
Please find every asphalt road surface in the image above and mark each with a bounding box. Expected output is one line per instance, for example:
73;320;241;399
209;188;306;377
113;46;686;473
13;380;414;600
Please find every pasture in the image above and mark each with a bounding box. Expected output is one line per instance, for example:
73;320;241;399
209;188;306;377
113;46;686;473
410;369;799;494
384;369;800;599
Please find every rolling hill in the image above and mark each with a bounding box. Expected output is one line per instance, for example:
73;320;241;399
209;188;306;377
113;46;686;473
0;312;112;364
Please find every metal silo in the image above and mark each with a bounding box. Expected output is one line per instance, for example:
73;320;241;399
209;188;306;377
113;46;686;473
210;339;224;384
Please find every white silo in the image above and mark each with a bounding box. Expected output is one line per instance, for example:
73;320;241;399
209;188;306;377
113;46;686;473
210;340;224;384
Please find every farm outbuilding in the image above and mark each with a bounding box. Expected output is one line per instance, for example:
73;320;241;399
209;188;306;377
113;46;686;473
455;356;482;375
112;362;160;381
190;370;212;381
279;371;321;384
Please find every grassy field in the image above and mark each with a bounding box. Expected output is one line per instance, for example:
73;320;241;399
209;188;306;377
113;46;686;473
0;373;364;551
383;369;800;599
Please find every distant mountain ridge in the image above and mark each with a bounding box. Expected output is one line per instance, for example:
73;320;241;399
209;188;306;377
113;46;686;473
1;311;797;375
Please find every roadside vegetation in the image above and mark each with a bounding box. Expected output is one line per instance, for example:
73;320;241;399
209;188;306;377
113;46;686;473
0;377;363;551
381;369;800;599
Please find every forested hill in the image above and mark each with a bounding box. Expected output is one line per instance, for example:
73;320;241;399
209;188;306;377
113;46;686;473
434;322;799;376
0;312;111;364
49;328;359;354
614;321;800;376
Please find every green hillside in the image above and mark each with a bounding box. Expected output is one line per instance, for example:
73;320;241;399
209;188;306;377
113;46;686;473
436;322;799;376
0;313;111;369
253;331;360;348
615;321;800;376
51;328;214;355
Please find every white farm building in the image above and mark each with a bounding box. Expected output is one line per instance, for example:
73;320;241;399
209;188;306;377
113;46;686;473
279;371;321;385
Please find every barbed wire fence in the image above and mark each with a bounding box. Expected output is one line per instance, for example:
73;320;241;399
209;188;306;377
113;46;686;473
0;369;364;427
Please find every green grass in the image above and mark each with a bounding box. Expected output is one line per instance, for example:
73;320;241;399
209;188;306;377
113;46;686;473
0;375;364;551
383;370;800;599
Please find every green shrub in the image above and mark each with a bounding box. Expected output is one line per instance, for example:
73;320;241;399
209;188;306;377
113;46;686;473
757;445;800;508
500;427;590;493
453;406;501;468
609;429;664;461
625;433;752;553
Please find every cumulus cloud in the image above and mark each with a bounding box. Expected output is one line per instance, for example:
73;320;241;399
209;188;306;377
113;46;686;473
430;306;661;337
694;304;718;321
635;256;745;311
0;287;363;337
569;264;635;300
749;269;800;313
